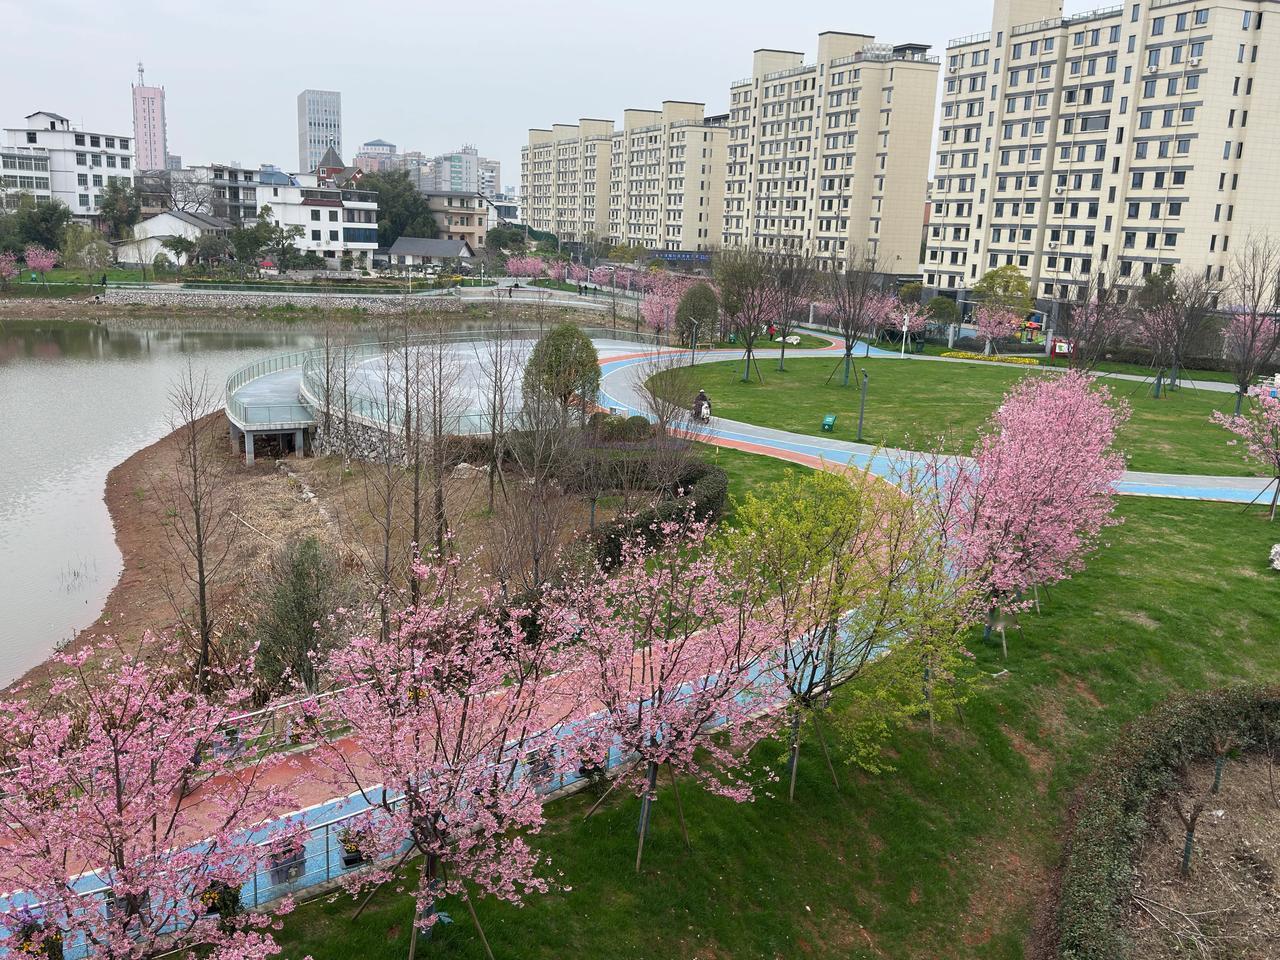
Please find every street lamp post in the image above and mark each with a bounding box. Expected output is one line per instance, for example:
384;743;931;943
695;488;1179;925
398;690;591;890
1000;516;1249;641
690;319;700;367
900;313;910;358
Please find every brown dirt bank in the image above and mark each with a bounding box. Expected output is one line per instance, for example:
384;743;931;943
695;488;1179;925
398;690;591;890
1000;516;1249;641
0;295;610;333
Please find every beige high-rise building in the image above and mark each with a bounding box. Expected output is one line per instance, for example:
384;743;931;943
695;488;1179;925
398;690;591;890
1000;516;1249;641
723;33;940;274
925;0;1280;301
522;102;726;252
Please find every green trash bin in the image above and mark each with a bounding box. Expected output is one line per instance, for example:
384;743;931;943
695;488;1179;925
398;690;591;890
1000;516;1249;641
727;332;737;344
822;414;837;432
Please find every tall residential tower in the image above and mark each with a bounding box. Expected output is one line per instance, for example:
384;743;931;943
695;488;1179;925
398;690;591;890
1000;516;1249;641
925;0;1280;301
131;62;167;171
296;89;342;174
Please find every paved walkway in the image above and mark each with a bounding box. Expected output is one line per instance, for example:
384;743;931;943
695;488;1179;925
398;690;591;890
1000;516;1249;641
597;336;1274;506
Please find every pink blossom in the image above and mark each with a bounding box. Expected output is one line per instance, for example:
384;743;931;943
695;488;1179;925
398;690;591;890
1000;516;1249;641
568;262;589;283
0;250;17;288
1212;387;1280;519
23;245;57;279
0;636;302;959
975;304;1022;351
504;255;546;278
944;371;1129;612
548;261;567;282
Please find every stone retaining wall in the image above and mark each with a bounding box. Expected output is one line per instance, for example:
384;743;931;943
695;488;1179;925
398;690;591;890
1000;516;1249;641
104;288;427;313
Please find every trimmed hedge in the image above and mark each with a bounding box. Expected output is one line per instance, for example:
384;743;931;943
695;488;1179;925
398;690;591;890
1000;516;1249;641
1054;684;1280;960
589;459;729;569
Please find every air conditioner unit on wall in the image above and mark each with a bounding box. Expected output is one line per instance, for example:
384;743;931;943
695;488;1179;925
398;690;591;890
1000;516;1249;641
1147;65;1159;74
1189;58;1201;67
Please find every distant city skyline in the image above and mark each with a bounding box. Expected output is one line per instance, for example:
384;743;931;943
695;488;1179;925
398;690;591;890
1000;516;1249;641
0;0;1038;187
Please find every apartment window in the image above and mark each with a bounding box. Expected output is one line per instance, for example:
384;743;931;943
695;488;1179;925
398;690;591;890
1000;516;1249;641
104;137;114;148
1176;12;1188;30
1152;16;1165;35
1131;2;1140;21
89;135;99;147
328;230;338;241
1144;79;1157;97
77;173;87;186
1186;73;1200;91
92;175;102;187
1196;10;1209;26
1173;170;1186;185
1243;10;1253;29
310;210;320;221
120;139;129;150
1169;202;1183;216
1176;138;1190;154
1190;41;1205;57
1148;49;1160;68
75;152;86;166
1139;111;1153;129
310;230;321;241
74;134;85;146
78;193;89;207
1181;107;1196;123
1132;171;1144;188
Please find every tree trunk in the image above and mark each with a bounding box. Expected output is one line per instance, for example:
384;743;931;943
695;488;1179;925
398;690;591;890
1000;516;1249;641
843;350;852;387
635;760;659;872
787;711;802;802
1270;475;1279;522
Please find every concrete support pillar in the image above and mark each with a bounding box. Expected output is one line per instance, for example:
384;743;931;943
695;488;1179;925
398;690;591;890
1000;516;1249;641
293;430;305;457
229;421;240;455
244;431;255;466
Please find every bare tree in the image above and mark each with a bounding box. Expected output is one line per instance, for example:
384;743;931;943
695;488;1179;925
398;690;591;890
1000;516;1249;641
1134;268;1216;391
492;393;581;595
410;310;469;556
768;251;818;371
714;246;781;382
1224;235;1280;413
824;245;886;385
473;311;528;513
158;363;239;692
1062;272;1135;372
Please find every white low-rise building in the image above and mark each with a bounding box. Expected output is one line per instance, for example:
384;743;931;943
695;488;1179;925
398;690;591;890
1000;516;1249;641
2;111;135;218
120;209;233;265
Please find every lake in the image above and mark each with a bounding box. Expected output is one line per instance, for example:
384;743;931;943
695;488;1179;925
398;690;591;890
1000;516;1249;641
0;319;321;684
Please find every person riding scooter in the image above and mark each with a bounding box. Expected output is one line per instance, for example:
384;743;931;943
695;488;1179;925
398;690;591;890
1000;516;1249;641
693;389;712;424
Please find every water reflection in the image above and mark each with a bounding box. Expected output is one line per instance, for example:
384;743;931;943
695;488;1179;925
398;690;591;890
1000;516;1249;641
0;319;321;684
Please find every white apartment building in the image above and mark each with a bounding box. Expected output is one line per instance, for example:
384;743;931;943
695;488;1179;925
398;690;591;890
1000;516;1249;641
257;169;378;269
296;90;342;173
522;101;727;253
479;157;501;196
723;33;939;274
925;0;1280;301
131;64;168;171
1;111;134;218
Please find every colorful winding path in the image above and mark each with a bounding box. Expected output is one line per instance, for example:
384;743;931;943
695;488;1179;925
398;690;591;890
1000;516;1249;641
597;332;1275;506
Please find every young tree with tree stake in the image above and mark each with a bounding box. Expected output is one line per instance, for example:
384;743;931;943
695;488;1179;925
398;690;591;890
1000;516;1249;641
23;244;57;287
306;554;580;959
769;252;818;371
822;248;889;383
554;515;786;870
944;371;1129;655
1212;387;1280;520
1223;236;1280;414
0;636;303;960
715;246;782;382
1134;268;1216;392
974;304;1023;355
1062;275;1135;371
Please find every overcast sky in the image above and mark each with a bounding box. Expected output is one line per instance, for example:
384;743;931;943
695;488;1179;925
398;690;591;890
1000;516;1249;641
3;0;1089;187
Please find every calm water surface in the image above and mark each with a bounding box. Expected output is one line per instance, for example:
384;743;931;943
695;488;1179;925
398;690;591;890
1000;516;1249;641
0;320;319;684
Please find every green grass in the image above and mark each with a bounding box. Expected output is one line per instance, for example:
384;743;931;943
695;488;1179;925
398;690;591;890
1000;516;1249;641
276;491;1280;959
655;356;1258;477
897;337;1239;383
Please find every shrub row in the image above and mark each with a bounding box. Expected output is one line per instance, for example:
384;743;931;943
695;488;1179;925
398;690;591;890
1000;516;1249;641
942;350;1042;366
1054;684;1280;960
589;459;729;569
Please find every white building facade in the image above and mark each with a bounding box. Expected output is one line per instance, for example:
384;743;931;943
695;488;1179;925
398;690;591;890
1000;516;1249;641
258;171;378;269
2;111;134;218
296;89;342;173
925;0;1280;301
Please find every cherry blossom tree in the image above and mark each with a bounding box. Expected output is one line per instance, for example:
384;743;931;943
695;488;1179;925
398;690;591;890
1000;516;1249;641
0;250;17;290
944;371;1129;654
639;273;692;340
769;252;818;371
881;300;929;349
504;256;545;279
0;636;302;960
589;265;615;287
975;304;1023;355
305;554;580;954
554;516;786;870
1223;312;1280;415
547;260;567;282
1212;387;1280;519
23;245;58;288
568;262;589;283
715;247;783;382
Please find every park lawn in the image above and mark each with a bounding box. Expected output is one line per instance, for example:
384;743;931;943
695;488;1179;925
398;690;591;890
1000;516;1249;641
656;356;1258;477
274;493;1280;960
18;266;149;284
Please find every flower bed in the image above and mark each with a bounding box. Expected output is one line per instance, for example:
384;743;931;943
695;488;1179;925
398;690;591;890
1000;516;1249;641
941;350;1041;366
